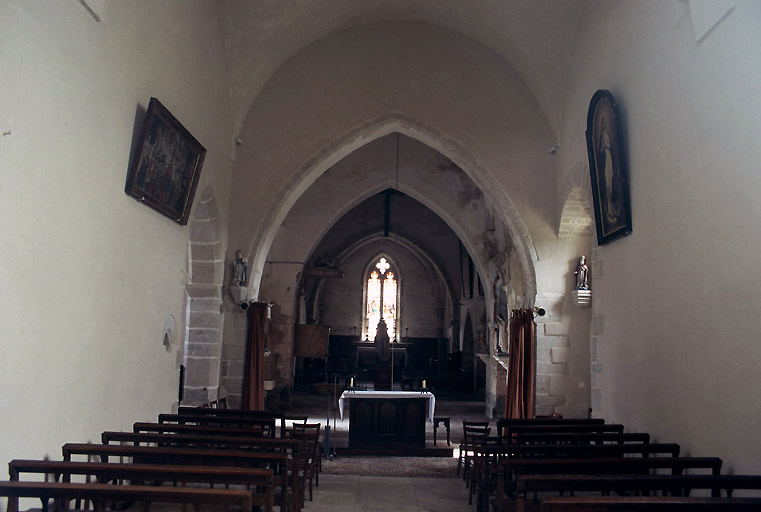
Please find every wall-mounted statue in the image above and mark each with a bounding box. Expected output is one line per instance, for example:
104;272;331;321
232;250;248;287
574;255;589;290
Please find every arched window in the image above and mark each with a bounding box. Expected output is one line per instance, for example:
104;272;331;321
363;256;399;341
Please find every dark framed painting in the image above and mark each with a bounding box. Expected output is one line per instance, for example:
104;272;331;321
125;97;206;225
585;89;632;245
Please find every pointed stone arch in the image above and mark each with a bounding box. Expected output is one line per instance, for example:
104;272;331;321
182;187;225;405
246;114;538;307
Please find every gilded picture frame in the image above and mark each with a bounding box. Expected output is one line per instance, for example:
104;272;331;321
125;97;206;225
585;89;632;245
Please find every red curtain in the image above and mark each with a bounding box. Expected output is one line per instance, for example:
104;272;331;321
505;309;536;419
242;302;268;410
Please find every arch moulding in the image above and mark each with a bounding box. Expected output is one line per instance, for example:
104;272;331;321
245;114;539;306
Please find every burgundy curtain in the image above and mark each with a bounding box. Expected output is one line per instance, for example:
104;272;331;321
505;309;536;419
242;302;268;410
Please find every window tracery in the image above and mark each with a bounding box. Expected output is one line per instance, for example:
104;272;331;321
364;257;398;341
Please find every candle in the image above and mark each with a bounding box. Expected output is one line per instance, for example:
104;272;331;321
422;380;426;389
350;377;354;388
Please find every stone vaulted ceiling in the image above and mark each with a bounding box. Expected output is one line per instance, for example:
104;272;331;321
215;0;587;139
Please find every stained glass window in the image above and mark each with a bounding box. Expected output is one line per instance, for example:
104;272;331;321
364;257;398;341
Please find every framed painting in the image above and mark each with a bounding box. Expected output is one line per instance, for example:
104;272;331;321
585;89;632;245
125;97;206;225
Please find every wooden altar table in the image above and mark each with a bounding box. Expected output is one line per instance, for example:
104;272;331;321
339;391;435;448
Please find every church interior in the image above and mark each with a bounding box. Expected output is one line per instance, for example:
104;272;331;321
3;0;761;508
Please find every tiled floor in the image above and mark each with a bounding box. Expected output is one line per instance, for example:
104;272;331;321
284;391;491;511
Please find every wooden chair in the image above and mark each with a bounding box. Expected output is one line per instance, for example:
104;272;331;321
280;414;308;439
289;423;321;508
458;421;491;483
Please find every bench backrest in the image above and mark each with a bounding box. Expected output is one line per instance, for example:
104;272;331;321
539;495;761;511
504;424;625;441
0;480;254;512
134;421;269;437
102;431;298;454
497;418;606;442
478;442;681;458
517;474;761;498
158;413;277;437
62;443;289;473
177;406;277;418
512;432;651;444
8;459;273;512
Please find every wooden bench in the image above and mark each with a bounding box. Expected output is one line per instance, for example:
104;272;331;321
134;422;269;438
491;457;724;512
178;406;276;418
514;474;761;512
62;443;296;512
102;431;299;455
158;414;277;437
539;495;761;511
8;459;274;512
497;419;606;443
511;432;651;445
0;480;254;512
470;443;681;508
504;424;626;442
481;442;681;459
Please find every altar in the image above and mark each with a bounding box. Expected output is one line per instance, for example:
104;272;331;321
339;390;435;448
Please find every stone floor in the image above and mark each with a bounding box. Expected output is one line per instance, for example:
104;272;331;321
282;391;491;511
302;474;467;512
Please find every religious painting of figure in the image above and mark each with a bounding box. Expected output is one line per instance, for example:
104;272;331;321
585;90;632;245
125;98;206;225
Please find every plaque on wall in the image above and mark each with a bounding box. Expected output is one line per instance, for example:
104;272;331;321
295;324;330;358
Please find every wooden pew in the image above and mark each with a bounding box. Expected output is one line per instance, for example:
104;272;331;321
470;443;681;508
134;421;269;437
504;424;626;442
492;457;724;512
178;407;284;430
0;480;254;512
539;495;761;511
62;443;296;512
481;442;681;459
159;413;277;437
515;474;761;512
512;432;651;445
102;431;299;455
497;419;606;443
9;459;274;512
103;430;309;509
178;406;277;418
129;423;317;493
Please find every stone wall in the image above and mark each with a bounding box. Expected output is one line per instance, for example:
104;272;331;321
183;189;225;405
